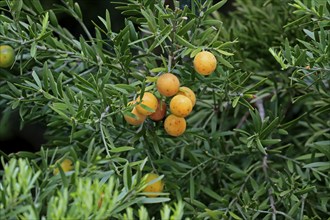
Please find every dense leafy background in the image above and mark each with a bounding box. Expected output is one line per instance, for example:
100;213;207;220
0;0;329;219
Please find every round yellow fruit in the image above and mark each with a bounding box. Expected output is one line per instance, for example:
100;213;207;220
164;114;186;137
124;101;147;126
149;99;167;121
136;92;158;115
0;45;15;68
156;73;180;97
193;51;217;75
142;173;164;198
169;94;192;117
177;86;196;107
53;158;73;175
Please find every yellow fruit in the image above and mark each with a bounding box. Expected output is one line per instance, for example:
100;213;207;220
53;158;73;175
169;94;192;117
164;114;186;137
156;73;180;97
0;45;15;68
136;92;158;115
177;86;196;107
142;173;164;198
124;101;147;126
149;99;167;121
193;51;217;75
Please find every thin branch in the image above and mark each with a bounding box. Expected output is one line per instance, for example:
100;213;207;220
99;106;120;175
236;111;250;129
256;99;265;121
263;154;277;219
257;96;276;218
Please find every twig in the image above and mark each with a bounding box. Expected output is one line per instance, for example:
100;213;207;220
99;106;120;175
262;151;277;219
236;111;250;129
255;99;265;121
257;98;276;218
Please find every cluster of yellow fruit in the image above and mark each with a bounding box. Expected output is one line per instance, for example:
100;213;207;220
124;73;195;137
124;51;217;137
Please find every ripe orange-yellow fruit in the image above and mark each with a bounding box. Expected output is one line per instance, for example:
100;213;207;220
170;94;192;117
149;99;167;121
156;73;180;97
177;86;196;107
142;173;164;198
164;114;186;137
124;101;147;126
53;158;73;175
0;45;15;68
136;92;158;115
193;51;217;75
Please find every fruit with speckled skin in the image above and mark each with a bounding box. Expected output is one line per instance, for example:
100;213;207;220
156;73;180;97
193;51;217;75
136;92;158;115
149;99;167;121
124;101;147;126
169;94;192;117
164;114;186;136
142;173;164;197
177;86;196;107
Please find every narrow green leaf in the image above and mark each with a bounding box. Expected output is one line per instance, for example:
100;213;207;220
295;186;316;195
7;82;21;96
229;211;242;220
217;55;233;68
30;41;37;58
260;139;281;145
256;138;267;155
232;96;240;108
128;34;154;46
190;47;202;58
175;34;196;49
269;48;287;69
123;163;132;189
204;0;228;16
201;187;223;202
216;49;234;56
260;117;279;139
49;104;70;121
303;162;330;170
30;0;44;14
0;15;13;23
32;71;42;89
284;38;292;63
139;197;170;204
74;2;82;19
39;11;49;37
243;78;267;93
110;147;134;153
150;67;166;73
280;112;307;129
48;70;58;97
178;18;196;35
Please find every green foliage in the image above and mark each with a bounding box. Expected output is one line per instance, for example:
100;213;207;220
0;0;329;219
0;157;181;219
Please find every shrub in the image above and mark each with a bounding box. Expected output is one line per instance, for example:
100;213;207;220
0;0;329;219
